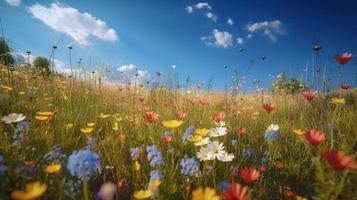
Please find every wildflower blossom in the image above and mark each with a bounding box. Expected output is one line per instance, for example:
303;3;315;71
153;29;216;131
192;187;220;200
1;113;26;124
206;141;226;159
264;124;279;141
212;111;225;122
146;145;164;167
303;91;316;102
180;155;201;177
240;167;260;184
182;126;194;144
340;83;350;90
218;180;230;193
323;150;357;170
194;137;210;146
223;183;249;200
217;152;235;162
43;164;61;174
143;111;159;123
0;153;7;174
11;182;47;200
209;126;227;137
236;127;247;136
133;190;151;200
163;131;172;144
162;120;183;129
243;148;254;158
67;148;100;180
330;98;345;105
293;129;304;136
197;146;214;161
195;128;209;137
303;130;325;145
97;182;117;200
335;52;352;65
130;147;141;161
262;103;275;113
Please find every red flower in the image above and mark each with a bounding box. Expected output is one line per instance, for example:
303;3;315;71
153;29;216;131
239;167;260;184
335;52;352;65
236;127;247;136
340;83;350;90
175;112;186;120
212;111;225;122
223;183;249;200
303;91;316;102
143;111;159;123
262;103;275;113
323;150;357;170
138;95;145;102
303;130;325;145
163;134;172;144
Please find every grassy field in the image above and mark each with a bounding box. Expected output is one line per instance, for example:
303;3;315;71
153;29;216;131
0;64;356;200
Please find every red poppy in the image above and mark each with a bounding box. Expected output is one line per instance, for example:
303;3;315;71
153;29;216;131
323;150;357;170
163;134;172;144
335;53;352;65
175;112;186;120
340;83;350;90
212;111;225;122
239;167;260;184
303;130;325;145
303;91;316;102
223;183;249;200
236;127;247;136
143;111;159;123
138;95;145;102
262;103;275;113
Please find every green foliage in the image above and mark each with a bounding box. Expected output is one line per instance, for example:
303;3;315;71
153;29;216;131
0;37;14;65
33;56;50;74
273;72;307;93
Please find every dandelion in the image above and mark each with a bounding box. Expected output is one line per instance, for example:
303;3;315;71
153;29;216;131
240;167;260;184
303;130;325;145
67;148;100;180
323;150;357;170
330;98;345;105
223;183;249;200
191;187;220;200
162;120;183;129
44;163;61;174
146;145;164;167
11;182;47;200
133;190;152;200
1;113;26;124
97;182;117;200
80;127;94;134
262;103;275;113
180;155;201;177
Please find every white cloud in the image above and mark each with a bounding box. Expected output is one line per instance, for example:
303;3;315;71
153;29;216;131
246;34;253;39
195;2;212;10
246;20;286;42
236;37;244;45
4;0;20;6
185;6;193;13
206;12;217;22
28;3;118;45
201;29;233;48
227;18;234;26
117;64;151;84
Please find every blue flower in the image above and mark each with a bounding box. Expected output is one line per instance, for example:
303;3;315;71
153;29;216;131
14;121;31;133
67;148;100;180
0;153;7;174
218;180;230;193
261;157;269;164
130;147;141;161
264;130;279;141
146;145;164;167
182;126;194;144
150;170;164;182
43;146;66;164
243;148;254;158
180;155;201;177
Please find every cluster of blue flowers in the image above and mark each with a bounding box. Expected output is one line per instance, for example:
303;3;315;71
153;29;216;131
180;155;201;177
0;153;7;174
218;180;230;193
146;145;164;167
130;147;141;161
42;145;66;164
12;121;31;146
264;129;279;141
182;126;194;144
67;148;100;180
243;148;254;158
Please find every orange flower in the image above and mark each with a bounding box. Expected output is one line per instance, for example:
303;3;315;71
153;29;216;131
303;91;316;102
175;112;186;120
138;95;145;102
262;103;275;113
143;112;159;123
323;150;357;170
236;127;247;136
212;111;225;122
223;183;249;200
303;130;325;145
239;167;260;184
335;52;352;65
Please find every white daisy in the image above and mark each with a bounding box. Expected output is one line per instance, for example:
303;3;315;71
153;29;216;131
217;152;235;162
196;147;214;161
206;141;226;159
209;126;227;137
266;124;279;132
1;113;26;124
194;137;210;146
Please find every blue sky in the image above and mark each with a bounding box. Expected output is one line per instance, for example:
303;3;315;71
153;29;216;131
1;0;357;91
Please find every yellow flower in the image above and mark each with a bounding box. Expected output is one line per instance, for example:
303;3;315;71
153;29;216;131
115;117;123;122
133;190;152;200
192;187;220;200
293;129;304;136
134;161;141;171
195;128;209;137
296;196;308;200
44;164;61;174
98;113;111;119
34;115;50;121
162;120;183;129
36;112;54;116
330;98;345;105
189;135;203;143
19;91;25;95
113;122;119;131
149;179;161;190
66;123;74;129
1;85;13;93
87;122;95;127
81;127;94;134
11;182;47;200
